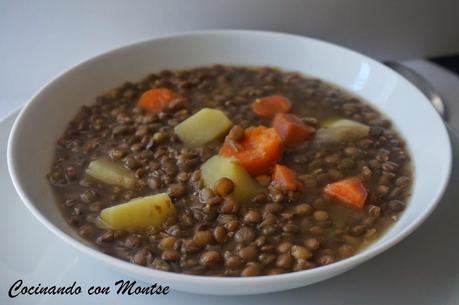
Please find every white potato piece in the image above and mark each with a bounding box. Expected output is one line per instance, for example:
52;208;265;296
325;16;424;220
201;155;264;202
329;118;370;130
174;108;232;146
86;158;136;189
100;193;175;230
314;119;370;146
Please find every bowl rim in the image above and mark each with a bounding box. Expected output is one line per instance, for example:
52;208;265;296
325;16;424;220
6;29;452;288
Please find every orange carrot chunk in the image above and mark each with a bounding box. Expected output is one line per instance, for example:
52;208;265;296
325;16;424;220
137;88;183;113
272;164;299;191
273;113;316;146
219;126;282;175
252;95;291;118
324;177;368;208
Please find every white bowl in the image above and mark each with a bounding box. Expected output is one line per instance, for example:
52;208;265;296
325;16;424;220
7;30;452;295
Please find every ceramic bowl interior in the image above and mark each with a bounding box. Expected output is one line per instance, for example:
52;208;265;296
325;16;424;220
7;30;452;295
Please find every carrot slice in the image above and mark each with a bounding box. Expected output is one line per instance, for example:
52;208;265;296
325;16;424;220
137;88;183;113
272;164;299;191
324;177;368;208
273;113;315;146
252;95;291;118
219;126;282;175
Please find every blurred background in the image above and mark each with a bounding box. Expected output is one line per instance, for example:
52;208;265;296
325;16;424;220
1;0;459;118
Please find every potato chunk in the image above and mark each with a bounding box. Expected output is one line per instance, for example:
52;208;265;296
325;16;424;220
329;118;370;130
86;158;136;189
314;119;370;146
320;116;341;128
100;193;175;230
174;108;232;146
201;155;264;202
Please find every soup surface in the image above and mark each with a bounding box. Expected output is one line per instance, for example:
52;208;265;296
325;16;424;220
48;65;412;276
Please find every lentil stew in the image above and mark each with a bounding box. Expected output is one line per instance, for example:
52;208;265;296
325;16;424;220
48;65;412;276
